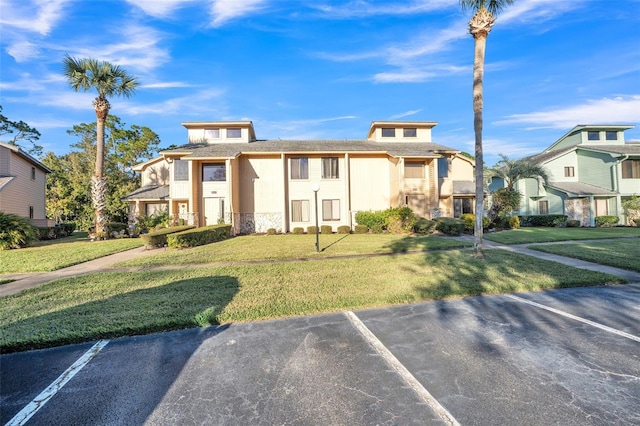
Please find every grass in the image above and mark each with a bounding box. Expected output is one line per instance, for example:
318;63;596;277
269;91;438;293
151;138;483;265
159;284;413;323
0;249;623;353
113;233;471;267
529;239;640;272
484;227;640;245
0;234;144;273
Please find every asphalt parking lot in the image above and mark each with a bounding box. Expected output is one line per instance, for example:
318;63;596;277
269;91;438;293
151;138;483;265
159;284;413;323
2;283;639;425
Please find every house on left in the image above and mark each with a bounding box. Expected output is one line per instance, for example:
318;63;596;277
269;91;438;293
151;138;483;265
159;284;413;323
0;141;52;226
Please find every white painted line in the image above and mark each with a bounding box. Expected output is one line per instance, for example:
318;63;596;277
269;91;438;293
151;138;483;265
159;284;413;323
506;295;640;343
344;311;460;426
5;340;109;426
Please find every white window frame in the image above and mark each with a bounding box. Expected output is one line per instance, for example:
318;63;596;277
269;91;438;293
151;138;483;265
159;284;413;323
322;199;340;221
291;200;310;222
290;157;309;180
321;157;339;179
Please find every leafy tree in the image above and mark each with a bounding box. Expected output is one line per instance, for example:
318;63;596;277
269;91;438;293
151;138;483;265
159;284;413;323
0;105;43;157
460;0;514;257
487;154;549;220
63;55;138;236
621;195;640;226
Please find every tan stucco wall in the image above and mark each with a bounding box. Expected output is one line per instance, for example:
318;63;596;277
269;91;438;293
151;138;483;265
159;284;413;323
0;146;47;223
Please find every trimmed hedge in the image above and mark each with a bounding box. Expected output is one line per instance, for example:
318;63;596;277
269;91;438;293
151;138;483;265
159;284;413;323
435;217;465;236
595;215;619;227
459;213;491;232
337;225;351;234
321;225;333;234
519;215;568;227
354;224;368;234
413;218;436;235
355;207;416;234
292;227;304;234
566;219;581;228
307;226;318;234
141;225;195;248
167;224;232;249
266;228;277;235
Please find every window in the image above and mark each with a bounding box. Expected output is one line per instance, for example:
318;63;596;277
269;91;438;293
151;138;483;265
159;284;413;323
403;128;417;137
291;200;310;222
606;131;617;141
321;157;339;179
204;129;220;139
31;167;36;180
564;166;575;177
622;159;640;179
227;128;241;138
322;199;340;221
381;128;395;137
404;161;424;179
453;198;473;218
174;160;189;181
587;131;600;141
539;200;549;215
29;206;34;219
203;163;226;181
290;157;309;180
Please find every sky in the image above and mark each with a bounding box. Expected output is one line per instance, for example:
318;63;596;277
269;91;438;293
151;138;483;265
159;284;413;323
1;0;639;166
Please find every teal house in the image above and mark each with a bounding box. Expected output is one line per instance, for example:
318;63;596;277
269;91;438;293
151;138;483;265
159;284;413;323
504;125;640;226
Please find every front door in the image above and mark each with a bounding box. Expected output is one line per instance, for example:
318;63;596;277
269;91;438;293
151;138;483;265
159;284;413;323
204;197;222;226
595;198;608;217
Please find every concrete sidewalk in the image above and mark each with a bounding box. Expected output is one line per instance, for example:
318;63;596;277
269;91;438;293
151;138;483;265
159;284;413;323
2;236;639;298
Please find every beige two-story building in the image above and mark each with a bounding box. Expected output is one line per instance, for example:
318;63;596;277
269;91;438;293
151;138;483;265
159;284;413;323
124;121;475;234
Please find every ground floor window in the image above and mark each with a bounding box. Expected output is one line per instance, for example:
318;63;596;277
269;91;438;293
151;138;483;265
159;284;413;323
322;199;340;221
453;198;473;217
291;200;310;222
539;200;549;215
203;163;226;181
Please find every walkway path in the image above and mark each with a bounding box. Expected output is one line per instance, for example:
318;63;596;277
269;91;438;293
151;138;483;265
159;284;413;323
1;236;639;298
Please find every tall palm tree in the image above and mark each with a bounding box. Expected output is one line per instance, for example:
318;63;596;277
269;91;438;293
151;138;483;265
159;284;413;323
460;0;514;257
63;55;138;237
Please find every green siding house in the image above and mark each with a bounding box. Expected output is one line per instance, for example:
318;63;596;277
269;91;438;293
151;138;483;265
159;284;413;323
509;125;640;226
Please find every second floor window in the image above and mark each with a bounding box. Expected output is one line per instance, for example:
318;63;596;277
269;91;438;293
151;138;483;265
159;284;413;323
606;131;617;141
291;157;308;180
622;159;640;179
564;166;575;177
321;157;339;179
203;163;226;181
31;167;36;180
404;161;424;179
227;128;242;138
587;131;600;141
381;128;395;137
174;160;189;181
403;128;417;137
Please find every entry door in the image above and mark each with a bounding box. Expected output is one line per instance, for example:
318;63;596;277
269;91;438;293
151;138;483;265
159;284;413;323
204;197;222;226
595;198;608;217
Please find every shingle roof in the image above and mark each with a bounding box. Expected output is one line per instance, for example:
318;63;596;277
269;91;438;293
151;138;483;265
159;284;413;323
452;180;475;195
121;185;169;200
579;144;640;155
547;182;617;196
162;139;458;159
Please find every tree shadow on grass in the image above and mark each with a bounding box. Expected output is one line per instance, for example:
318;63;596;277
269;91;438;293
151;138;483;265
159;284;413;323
383;234;471;254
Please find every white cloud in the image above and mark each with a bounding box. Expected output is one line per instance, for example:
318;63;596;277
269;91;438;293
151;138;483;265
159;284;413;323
373;70;436;83
5;41;40;63
391;109;423;119
117;89;226;116
496;96;640;129
140;82;193;89
310;0;453;18
498;0;586;26
0;0;70;35
210;0;268;27
125;0;198;18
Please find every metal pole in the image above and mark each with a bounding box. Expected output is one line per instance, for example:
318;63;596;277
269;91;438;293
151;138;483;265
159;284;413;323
315;190;319;252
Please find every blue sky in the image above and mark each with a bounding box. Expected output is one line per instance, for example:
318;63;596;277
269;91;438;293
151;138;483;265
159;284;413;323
1;0;639;166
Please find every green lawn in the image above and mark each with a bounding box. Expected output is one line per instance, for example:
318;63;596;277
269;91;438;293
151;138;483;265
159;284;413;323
484;227;640;245
0;249;623;353
0;236;143;273
113;233;471;267
529;239;640;272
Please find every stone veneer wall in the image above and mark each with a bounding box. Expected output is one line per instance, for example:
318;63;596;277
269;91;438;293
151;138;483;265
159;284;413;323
564;198;591;227
237;213;283;234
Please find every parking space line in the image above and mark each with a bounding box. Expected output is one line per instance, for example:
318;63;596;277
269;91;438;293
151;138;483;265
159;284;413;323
506;295;640;343
5;340;109;426
344;311;460;426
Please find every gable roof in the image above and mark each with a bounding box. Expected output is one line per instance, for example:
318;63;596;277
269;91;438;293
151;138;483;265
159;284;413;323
0;141;51;173
546;124;635;152
161;139;458;160
527;143;640;165
121;184;170;201
547;182;617;197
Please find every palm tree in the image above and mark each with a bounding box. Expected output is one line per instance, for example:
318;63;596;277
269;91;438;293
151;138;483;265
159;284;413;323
487;154;550;219
63;55;138;237
460;0;514;257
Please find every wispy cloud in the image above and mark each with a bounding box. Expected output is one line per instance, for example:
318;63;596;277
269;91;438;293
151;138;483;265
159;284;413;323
310;0;453;18
125;0;198;18
117;89;227;116
498;0;586;26
210;0;269;27
0;0;71;35
5;41;40;63
140;82;194;89
495;96;640;129
391;109;423;119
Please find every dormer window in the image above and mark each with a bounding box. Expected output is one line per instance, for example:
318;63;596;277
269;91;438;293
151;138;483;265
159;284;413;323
403;128;417;137
606;131;617;141
205;129;220;139
227;128;242;138
587;131;600;141
381;128;395;137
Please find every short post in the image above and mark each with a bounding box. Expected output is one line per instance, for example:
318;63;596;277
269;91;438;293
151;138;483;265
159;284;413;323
312;184;320;252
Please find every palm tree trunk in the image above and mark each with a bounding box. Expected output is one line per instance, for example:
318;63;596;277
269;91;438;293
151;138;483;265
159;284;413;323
472;32;487;257
93;96;110;237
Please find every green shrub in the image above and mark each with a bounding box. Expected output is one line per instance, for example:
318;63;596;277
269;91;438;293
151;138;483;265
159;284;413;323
370;223;384;233
509;216;520;230
292;227;304;234
519;215;568;227
135;210;171;232
354;224;368;234
0;212;39;250
266;228;277;235
633;218;640;228
566;219;581;228
595;215;619;227
337;225;351;234
413;218;436;235
460;213;491;231
435;217;465;236
355;207;416;234
141;225;195;248
307;226;318;234
167;224;232;249
321;225;333;234
355;211;385;231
